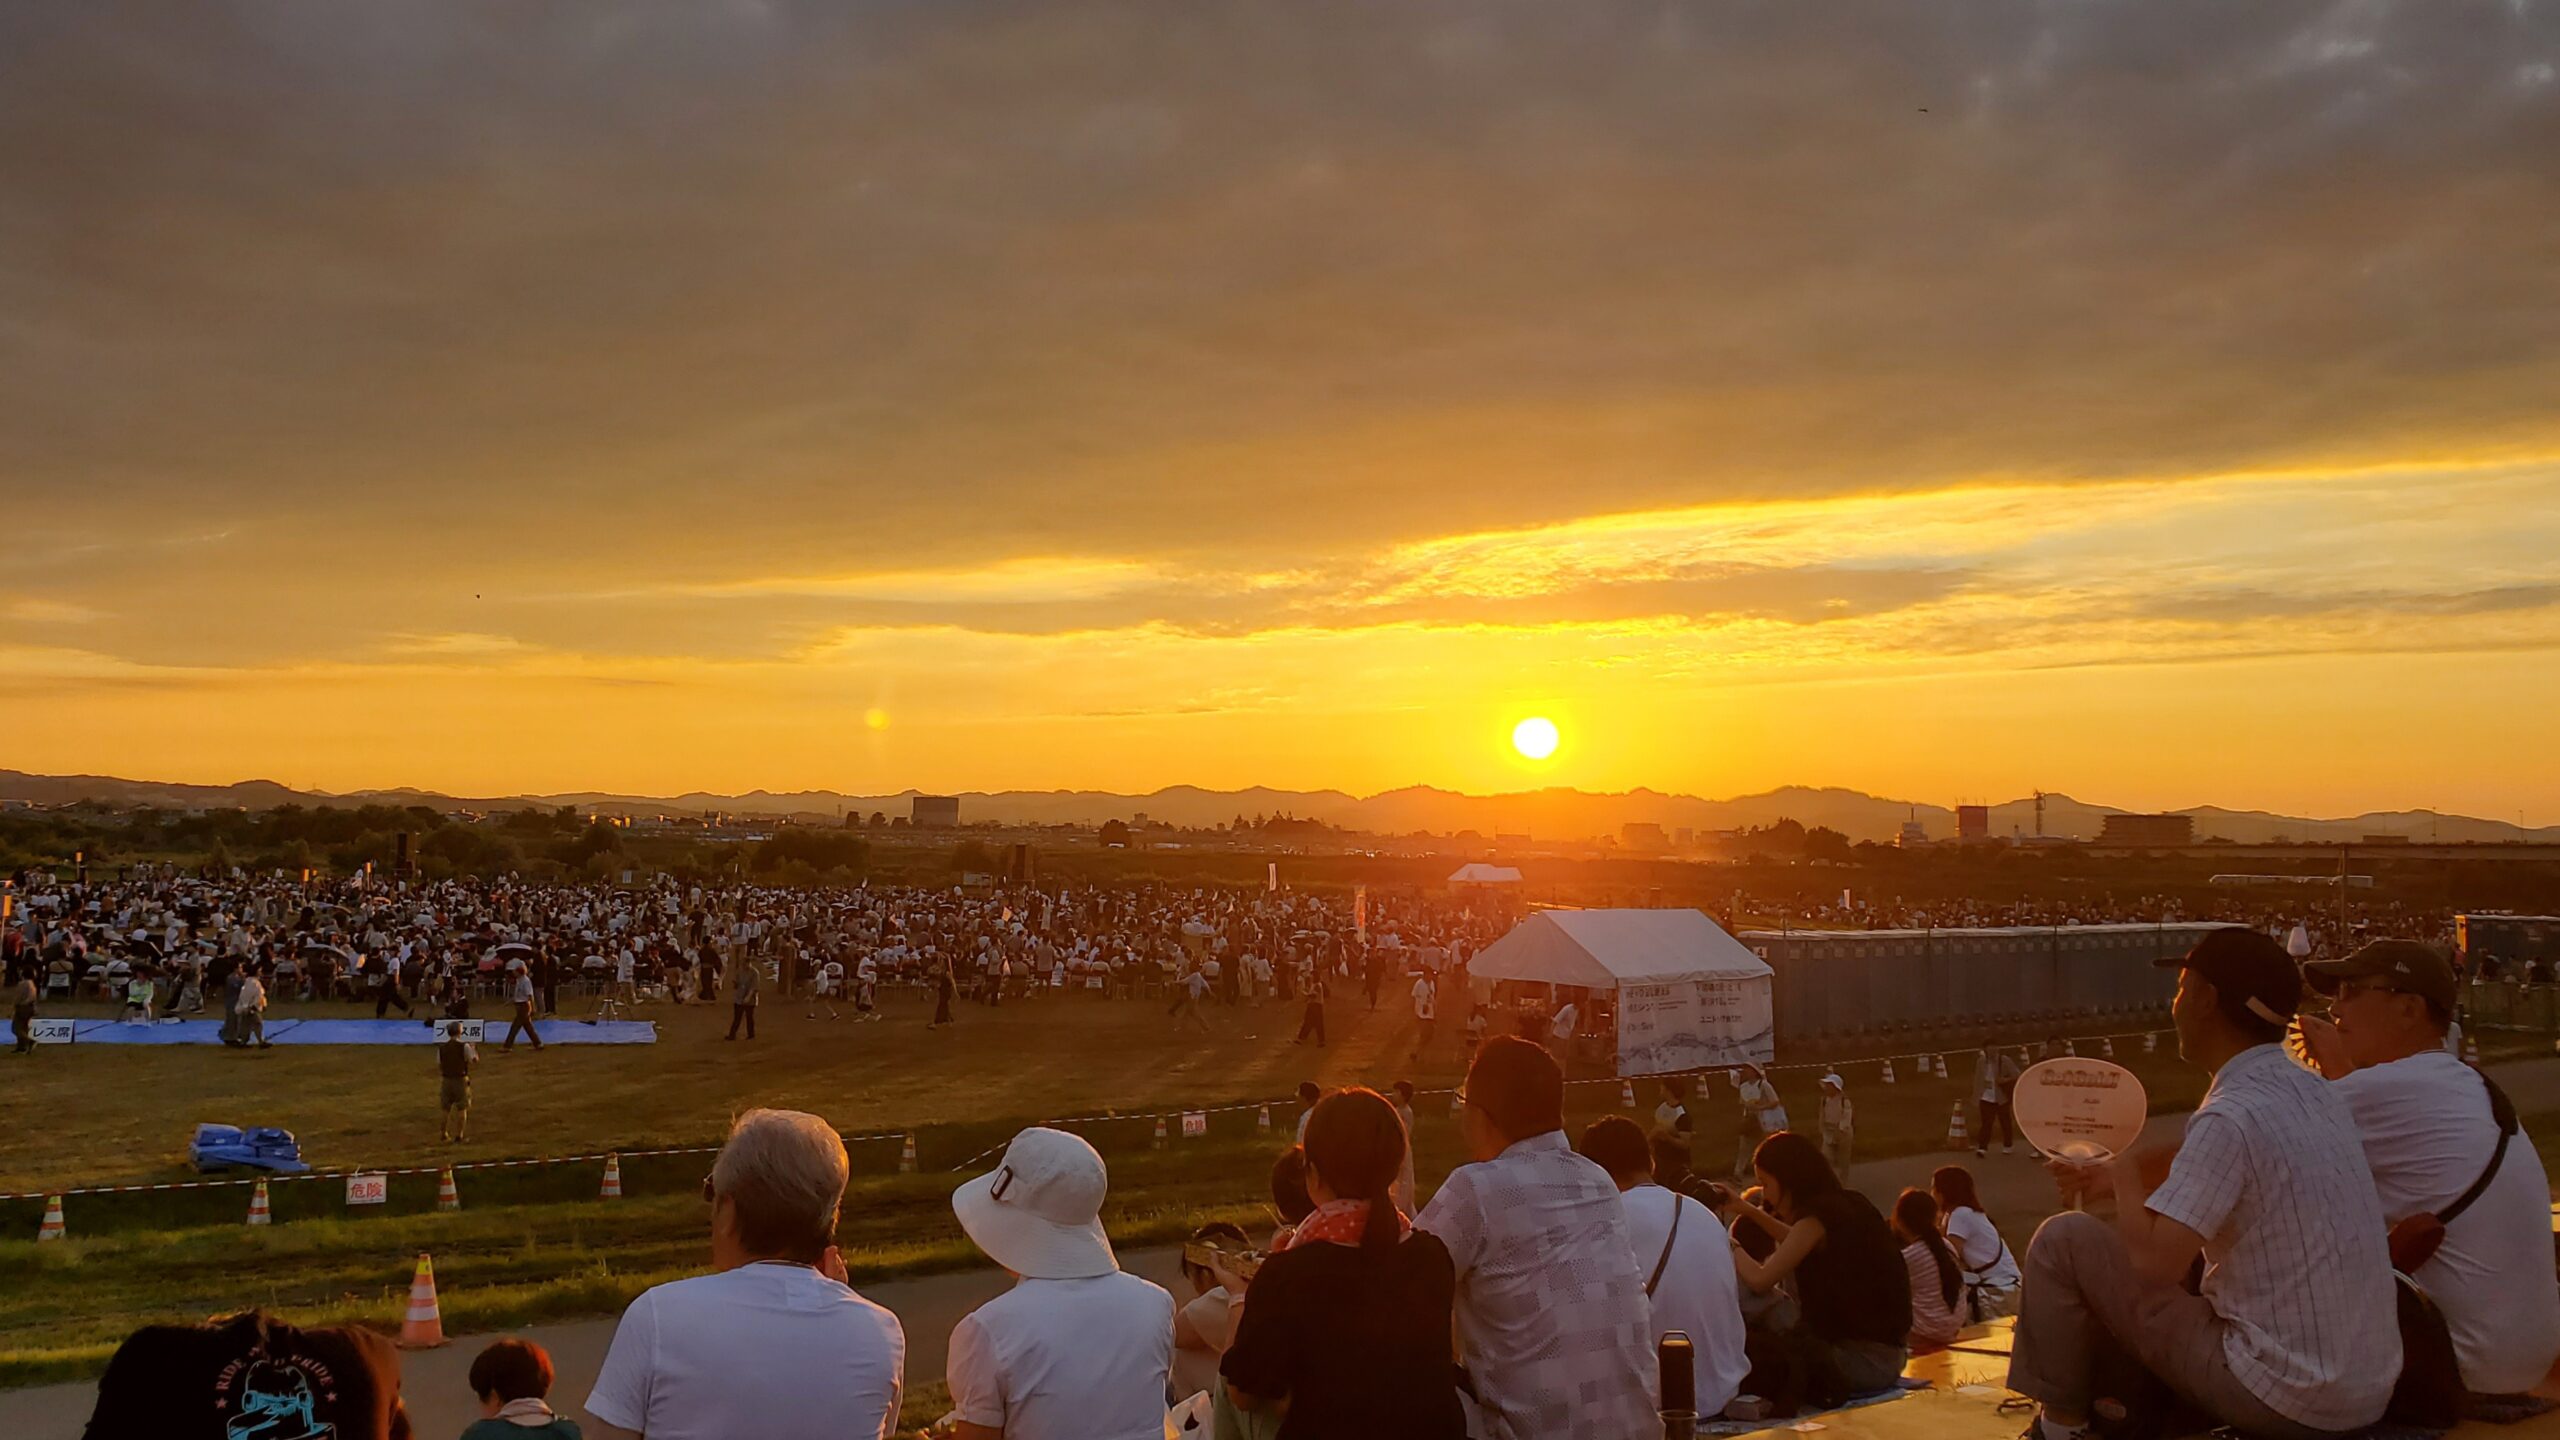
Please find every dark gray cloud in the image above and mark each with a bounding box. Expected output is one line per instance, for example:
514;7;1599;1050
1;0;2555;635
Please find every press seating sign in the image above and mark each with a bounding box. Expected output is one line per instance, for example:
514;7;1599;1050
30;1018;76;1045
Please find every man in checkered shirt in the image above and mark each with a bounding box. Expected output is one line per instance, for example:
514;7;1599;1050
1417;1036;1657;1440
2008;929;2399;1440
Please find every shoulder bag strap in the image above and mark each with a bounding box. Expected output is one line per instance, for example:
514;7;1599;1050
2438;1073;2517;1229
1964;1232;2008;1278
1646;1189;1685;1297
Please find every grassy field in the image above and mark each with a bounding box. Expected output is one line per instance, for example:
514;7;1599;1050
0;986;2465;1388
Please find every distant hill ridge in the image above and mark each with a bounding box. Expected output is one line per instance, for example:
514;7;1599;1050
2;769;2552;846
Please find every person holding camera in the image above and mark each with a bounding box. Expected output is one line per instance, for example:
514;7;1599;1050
1727;1131;1910;1406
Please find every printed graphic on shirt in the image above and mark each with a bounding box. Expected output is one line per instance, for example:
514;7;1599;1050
214;1349;342;1440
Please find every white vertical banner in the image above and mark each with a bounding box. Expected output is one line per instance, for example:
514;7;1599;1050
1267;863;1278;893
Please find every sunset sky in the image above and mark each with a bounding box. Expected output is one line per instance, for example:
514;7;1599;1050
5;3;2559;819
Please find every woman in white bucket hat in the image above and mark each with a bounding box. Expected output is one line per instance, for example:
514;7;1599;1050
946;1127;1174;1440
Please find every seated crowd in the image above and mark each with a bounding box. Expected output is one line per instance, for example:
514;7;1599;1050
81;932;2559;1440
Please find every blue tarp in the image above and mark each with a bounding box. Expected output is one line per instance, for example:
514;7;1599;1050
62;1018;658;1046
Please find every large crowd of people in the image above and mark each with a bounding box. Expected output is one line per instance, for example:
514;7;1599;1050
21;859;2555;1437
2;869;1517;1048
72;924;2560;1440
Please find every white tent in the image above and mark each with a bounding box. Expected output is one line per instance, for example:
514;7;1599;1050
1470;908;1775;1076
1447;863;1524;886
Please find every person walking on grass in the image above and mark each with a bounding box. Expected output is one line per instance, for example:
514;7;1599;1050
502;960;544;1052
440;1021;477;1144
1292;963;1329;1048
10;971;37;1055
726;953;761;1040
929;959;956;1030
236;964;271;1050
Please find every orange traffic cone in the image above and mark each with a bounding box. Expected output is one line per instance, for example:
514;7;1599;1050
1620;1080;1636;1108
397;1253;446;1349
35;1194;65;1242
1257;1104;1272;1133
2144;1031;2158;1054
2063;1039;2077;1057
1152;1115;1169;1150
1880;1058;1897;1085
436;1168;460;1212
1946;1101;1969;1150
898;1133;917;1174
246;1178;272;1227
599;1153;622;1200
2102;1037;2116;1058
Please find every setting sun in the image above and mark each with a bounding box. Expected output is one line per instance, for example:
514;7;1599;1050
1512;716;1561;761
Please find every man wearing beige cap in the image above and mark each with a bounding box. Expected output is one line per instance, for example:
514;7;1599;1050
946;1127;1174;1440
2297;939;2560;1396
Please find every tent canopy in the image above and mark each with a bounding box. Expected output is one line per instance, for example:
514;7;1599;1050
1469;908;1772;990
1448;863;1524;885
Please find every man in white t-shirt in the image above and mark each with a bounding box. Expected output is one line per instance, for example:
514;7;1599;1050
946;1127;1173;1440
1411;972;1438;1057
2298;939;2560;1395
586;1109;904;1440
1578;1115;1750;1417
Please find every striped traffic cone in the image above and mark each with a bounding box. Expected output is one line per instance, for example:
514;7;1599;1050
1880;1058;1897;1085
35;1194;65;1242
246;1178;272;1227
1946;1101;1968;1150
2144;1031;2157;1054
2101;1037;2115;1058
397;1253;446;1349
1928;1054;1944;1078
1153;1115;1169;1150
436;1168;460;1212
898;1133;917;1173
1257;1104;1272;1133
1449;1089;1464;1115
1620;1080;1636;1108
599;1153;622;1200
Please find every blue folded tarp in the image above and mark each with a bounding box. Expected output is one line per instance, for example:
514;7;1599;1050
63;1018;657;1045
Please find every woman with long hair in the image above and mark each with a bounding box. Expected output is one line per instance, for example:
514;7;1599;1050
1930;1165;2021;1319
1728;1131;1911;1399
1222;1088;1463;1438
1893;1189;1965;1352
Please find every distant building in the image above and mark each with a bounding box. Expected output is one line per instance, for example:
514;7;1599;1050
1897;816;1928;847
1620;822;1669;851
911;794;961;828
1674;826;1695;847
2099;812;2194;847
1495;832;1530;847
1956;805;1990;843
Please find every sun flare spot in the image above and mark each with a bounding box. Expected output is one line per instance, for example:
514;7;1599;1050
1512;716;1560;760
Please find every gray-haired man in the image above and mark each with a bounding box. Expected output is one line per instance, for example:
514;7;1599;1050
587;1109;905;1439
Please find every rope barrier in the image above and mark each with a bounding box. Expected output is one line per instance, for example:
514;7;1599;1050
9;1025;2176;1202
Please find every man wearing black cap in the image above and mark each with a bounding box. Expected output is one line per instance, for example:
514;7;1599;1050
2007;928;2398;1440
2296;940;2560;1397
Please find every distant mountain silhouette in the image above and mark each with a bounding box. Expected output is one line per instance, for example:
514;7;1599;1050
3;768;2553;846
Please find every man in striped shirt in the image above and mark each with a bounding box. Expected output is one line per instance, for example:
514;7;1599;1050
2009;929;2399;1440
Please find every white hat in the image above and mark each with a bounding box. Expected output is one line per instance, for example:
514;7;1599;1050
952;1128;1118;1280
1820;1072;1843;1089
